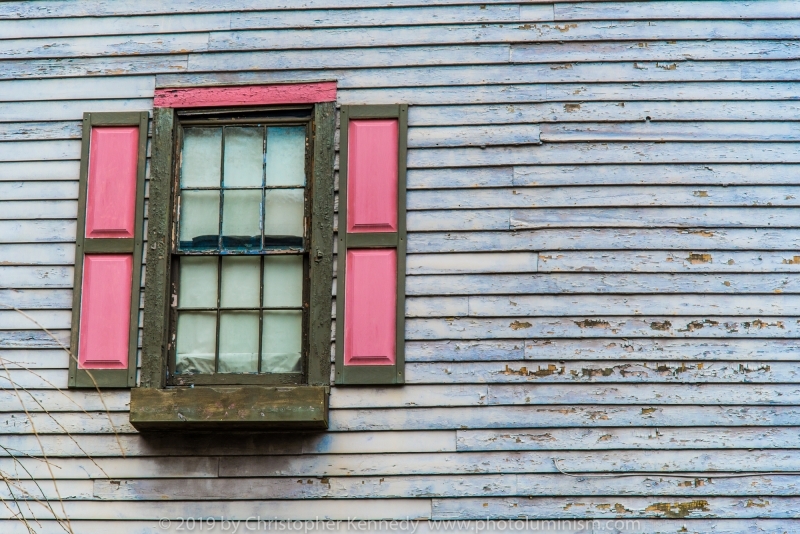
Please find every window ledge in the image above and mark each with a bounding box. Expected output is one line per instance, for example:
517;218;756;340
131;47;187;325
129;385;328;431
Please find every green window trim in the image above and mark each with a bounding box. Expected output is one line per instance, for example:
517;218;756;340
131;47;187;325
133;103;335;430
69;111;149;389
335;105;408;386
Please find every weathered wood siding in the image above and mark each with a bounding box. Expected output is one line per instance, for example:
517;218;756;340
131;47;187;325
1;0;800;531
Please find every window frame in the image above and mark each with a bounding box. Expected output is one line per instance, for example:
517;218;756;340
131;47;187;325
167;110;313;387
132;92;335;430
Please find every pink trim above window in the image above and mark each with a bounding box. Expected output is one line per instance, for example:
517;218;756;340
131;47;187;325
344;249;397;366
86;126;140;238
347;119;399;233
78;254;133;370
154;82;337;108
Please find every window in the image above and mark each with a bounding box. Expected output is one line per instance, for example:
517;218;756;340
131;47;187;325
169;109;311;385
130;84;336;430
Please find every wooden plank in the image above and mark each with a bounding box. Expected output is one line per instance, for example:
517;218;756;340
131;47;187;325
433;496;800;519
407;252;538;275
524;339;800;361
407;340;525;362
0;330;70;350
459;426;800;451
541;121;800;142
2;99;153;123
408;143;800;168
0;349;69;369
0;56;187;80
407;228;800;254
0;121;82;141
407;316;800;340
0;310;72;330
330;385;487;409
513;164;800;187
0;220;76;243
512;40;800;63
0;244;76;265
407;273;800;296
220;448;800;476
0;76;154;101
0;201;77;220
329;406;800;431
411;101;800;126
0;266;72;288
0;289;72;309
0;499;432;521
187;45;512;72
0;0;529;18
0;161;79;181
408;125;540;148
0;480;92;501
488;384;800;406
0;457;218;479
457;294;800;318
343;81;800;106
0;140;80;161
93;474;516;500
0;431;454;456
0;181;77;200
405;361;800;385
408;209;510;232
555;1;800;20
2;33;210;60
408;186;800;209
0;411;133;434
160;60;749;90
538;251;800;273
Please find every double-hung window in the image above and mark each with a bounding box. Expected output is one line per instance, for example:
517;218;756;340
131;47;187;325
171;109;310;385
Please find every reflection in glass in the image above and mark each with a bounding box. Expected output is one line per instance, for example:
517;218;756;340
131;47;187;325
264;189;304;248
261;310;302;373
220;256;260;308
263;255;303;307
221;189;261;249
178;257;218;308
265;126;306;186
224;127;264;188
180;190;220;249
175;312;217;374
181;128;222;188
219;312;259;373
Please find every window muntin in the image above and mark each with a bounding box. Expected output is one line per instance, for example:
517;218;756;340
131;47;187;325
169;109;311;385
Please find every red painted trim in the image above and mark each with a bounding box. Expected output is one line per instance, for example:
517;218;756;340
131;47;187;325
154;82;337;108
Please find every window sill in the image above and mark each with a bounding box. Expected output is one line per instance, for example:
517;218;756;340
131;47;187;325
129;385;328;431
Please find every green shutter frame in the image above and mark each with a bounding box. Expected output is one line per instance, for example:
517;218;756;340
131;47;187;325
336;105;408;386
69;111;149;389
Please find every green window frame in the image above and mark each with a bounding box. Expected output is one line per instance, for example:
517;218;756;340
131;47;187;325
131;103;335;430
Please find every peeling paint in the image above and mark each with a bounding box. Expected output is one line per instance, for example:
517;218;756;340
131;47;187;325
509;320;532;330
687;253;712;264
645;500;710;518
574;319;610;329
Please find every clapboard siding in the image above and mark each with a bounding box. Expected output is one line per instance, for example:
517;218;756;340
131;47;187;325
1;1;798;529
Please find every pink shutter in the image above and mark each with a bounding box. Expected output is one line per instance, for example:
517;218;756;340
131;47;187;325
344;249;397;365
346;119;399;233
85;126;140;238
78;255;133;369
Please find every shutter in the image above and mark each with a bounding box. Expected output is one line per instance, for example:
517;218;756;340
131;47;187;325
336;105;407;385
69;112;149;388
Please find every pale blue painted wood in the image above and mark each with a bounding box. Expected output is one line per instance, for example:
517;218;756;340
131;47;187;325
555;0;800;20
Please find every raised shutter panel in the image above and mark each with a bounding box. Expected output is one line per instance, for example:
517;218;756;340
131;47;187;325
336;105;407;385
70;112;149;388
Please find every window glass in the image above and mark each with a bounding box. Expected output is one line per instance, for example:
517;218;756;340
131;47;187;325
174;119;308;379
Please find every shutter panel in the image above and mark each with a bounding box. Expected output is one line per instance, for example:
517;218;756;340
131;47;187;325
69;112;149;388
336;105;407;385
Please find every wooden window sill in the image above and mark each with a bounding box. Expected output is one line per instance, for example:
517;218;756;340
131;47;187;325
129;385;328;431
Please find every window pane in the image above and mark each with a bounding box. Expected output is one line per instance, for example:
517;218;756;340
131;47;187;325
221;189;261;249
223;127;264;188
180;190;220;249
264;189;304;248
265;126;306;186
220;256;260;308
178;257;218;308
261;310;302;373
263;255;303;307
218;311;259;373
175;312;217;374
181;128;221;188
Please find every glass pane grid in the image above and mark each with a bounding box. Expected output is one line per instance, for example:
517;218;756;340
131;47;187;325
175;254;304;376
178;124;307;253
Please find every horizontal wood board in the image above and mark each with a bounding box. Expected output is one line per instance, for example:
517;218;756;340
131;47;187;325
1;0;799;526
